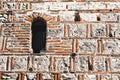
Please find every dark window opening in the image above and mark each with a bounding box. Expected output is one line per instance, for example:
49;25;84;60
74;10;80;22
31;17;47;53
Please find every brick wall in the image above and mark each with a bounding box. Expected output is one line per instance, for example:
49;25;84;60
0;0;120;80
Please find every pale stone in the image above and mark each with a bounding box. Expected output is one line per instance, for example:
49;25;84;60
111;57;120;72
94;56;106;72
84;74;96;80
75;56;88;72
55;57;70;72
101;74;112;80
92;23;107;37
61;73;78;80
12;56;28;71
78;39;97;53
102;39;120;54
33;55;50;71
68;23;87;38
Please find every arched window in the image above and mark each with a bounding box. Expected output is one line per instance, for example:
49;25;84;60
31;17;47;53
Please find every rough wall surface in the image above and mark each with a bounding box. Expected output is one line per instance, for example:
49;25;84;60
0;0;120;80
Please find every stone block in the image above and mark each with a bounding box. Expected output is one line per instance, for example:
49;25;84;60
55;56;70;72
94;56;106;72
67;2;88;10
102;39;120;54
88;2;106;10
80;13;97;22
75;56;88;72
84;74;96;80
110;23;120;38
101;74;112;80
112;74;120;80
0;56;7;71
33;55;50;72
25;73;37;80
2;73;19;80
67;23;87;38
107;2;120;9
100;13;118;22
49;2;66;10
91;23;107;38
42;73;54;80
60;73;78;80
12;56;28;71
32;3;48;12
111;57;120;72
47;23;64;38
59;11;74;21
78;39;97;53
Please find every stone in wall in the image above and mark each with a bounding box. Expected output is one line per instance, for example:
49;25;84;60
101;74;112;80
47;23;64;38
112;74;120;80
110;23;120;38
111;57;120;72
42;73;54;80
84;74;96;80
55;57;70;72
88;2;106;10
78;39;97;53
107;2;120;9
68;2;88;10
94;56;106;72
49;2;66;10
33;55;50;72
67;23;87;38
80;13;97;22
25;73;37;80
92;23;107;38
75;56;88;72
2;73;18;80
59;11;74;21
60;73;78;80
32;3;48;12
100;13;118;22
102;39;120;54
12;56;28;71
0;56;7;71
2;2;16;10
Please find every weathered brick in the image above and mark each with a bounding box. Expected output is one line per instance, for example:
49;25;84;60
47;39;72;52
47;23;64;38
